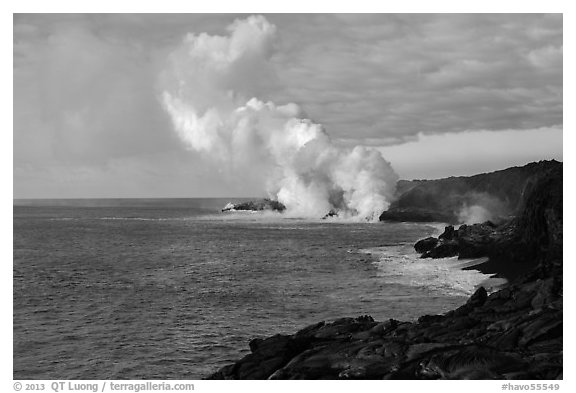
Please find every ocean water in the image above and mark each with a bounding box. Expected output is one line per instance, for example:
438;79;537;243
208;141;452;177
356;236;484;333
13;198;491;379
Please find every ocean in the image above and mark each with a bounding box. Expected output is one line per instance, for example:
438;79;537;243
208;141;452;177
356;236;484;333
13;198;492;379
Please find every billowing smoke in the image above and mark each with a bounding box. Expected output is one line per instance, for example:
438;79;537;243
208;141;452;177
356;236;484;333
160;15;398;220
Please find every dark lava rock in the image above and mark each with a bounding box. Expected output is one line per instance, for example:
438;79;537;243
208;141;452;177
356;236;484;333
439;225;458;241
379;208;457;223
322;210;339;219
207;334;309;380
421;240;459;258
417;217;534;261
466;286;488;308
419;223;497;259
414;237;439;253
418;225;463;258
456;222;498;258
222;198;286;213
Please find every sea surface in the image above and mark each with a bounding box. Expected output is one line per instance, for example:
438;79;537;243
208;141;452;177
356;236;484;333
13;198;492;379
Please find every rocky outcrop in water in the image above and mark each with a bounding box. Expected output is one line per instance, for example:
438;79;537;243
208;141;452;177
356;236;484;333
380;160;561;224
418;222;499;259
222;199;286;213
207;163;562;380
414;237;439;254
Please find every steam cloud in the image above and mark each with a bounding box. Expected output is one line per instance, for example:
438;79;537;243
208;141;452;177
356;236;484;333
456;192;509;224
458;205;493;225
160;15;398;220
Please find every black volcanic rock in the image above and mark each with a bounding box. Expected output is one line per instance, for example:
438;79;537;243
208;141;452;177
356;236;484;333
210;334;309;380
222;198;286;213
207;162;562;380
208;274;562;379
380;160;561;224
421;240;459;258
322;210;339;219
466;286;488;308
515;166;563;277
379;208;456;223
456;222;498;258
420;222;500;259
414;237;439;253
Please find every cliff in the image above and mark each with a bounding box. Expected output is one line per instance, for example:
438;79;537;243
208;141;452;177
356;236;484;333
415;163;562;280
380;160;561;224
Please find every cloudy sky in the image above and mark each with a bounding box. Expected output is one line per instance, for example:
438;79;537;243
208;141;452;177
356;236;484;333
13;14;562;198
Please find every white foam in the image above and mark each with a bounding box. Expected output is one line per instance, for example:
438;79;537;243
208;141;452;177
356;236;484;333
222;202;236;211
361;246;496;297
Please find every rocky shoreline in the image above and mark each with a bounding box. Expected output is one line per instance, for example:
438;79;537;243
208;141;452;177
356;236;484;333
207;163;562;380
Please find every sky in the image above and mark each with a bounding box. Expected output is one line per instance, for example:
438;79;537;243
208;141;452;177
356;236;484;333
13;13;563;198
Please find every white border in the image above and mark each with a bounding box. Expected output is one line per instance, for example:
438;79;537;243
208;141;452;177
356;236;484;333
6;2;572;392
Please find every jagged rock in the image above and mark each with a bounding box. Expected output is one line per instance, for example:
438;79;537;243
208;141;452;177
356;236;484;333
312;316;376;339
487;327;523;350
439;225;457;240
417;314;444;324
419;222;503;259
249;338;263;352
466;286;488;308
414;237;439;253
369;319;398;336
222;198;286;212
421;240;459;258
405;343;454;361
530;279;558;309
518;312;562;347
379;208;457;223
207;334;308;379
457;223;497;258
416;346;527;379
322;210;338;219
294;321;326;338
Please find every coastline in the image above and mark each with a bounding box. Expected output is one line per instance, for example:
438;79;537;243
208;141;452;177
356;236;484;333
465;255;538;282
207;163;562;380
422;222;512;289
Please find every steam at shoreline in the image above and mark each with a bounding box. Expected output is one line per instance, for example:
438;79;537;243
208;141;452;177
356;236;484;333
160;15;398;221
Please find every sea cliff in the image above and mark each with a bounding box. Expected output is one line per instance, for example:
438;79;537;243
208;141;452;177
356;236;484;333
380;160;561;224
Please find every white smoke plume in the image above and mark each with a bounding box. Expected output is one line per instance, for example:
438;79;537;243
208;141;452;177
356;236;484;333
458;205;494;225
160;15;398;220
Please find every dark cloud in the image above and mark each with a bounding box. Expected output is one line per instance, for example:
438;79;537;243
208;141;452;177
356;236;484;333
13;14;562;197
268;14;562;141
